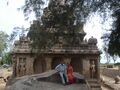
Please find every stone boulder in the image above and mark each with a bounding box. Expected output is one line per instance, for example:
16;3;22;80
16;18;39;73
5;70;90;90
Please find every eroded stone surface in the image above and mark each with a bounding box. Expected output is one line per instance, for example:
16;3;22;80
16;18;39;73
6;70;90;90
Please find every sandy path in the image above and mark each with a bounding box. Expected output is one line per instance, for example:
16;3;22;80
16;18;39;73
0;68;12;90
0;83;5;90
101;86;112;90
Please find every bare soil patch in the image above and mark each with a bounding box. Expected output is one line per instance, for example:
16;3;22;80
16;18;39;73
0;68;12;90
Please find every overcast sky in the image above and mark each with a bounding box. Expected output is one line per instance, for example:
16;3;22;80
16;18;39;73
0;0;117;63
0;0;35;34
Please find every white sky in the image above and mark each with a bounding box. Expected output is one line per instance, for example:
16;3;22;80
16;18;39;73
0;0;34;34
0;0;118;63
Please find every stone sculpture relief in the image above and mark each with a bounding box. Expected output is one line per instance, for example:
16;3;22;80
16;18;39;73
90;60;96;78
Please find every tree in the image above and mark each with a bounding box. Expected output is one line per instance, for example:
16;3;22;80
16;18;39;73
23;0;120;56
27;0;93;50
102;9;120;58
22;0;120;21
22;0;102;23
108;10;120;56
26;0;106;50
1;52;12;65
95;0;120;59
0;31;8;57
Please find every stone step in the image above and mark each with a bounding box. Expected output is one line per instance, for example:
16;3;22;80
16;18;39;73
87;79;100;83
91;88;102;90
87;79;101;90
89;83;101;88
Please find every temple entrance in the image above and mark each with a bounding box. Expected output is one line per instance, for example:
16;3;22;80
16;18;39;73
33;58;46;74
51;57;62;69
71;57;83;74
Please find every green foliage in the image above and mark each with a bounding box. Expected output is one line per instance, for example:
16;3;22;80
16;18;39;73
0;31;8;57
27;0;87;50
102;9;120;57
27;21;54;50
25;0;120;56
1;52;12;65
114;62;120;66
22;0;104;23
22;0;120;22
108;10;120;56
22;0;44;18
99;0;120;58
9;26;28;43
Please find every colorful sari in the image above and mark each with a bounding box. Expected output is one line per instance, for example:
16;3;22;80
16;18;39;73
67;64;74;84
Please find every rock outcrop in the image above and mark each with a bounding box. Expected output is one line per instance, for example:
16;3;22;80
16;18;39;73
6;70;90;90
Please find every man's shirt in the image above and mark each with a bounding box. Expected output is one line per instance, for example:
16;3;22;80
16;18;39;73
55;64;66;72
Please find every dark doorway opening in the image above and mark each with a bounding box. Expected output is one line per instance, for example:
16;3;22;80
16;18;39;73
51;57;63;69
71;57;83;74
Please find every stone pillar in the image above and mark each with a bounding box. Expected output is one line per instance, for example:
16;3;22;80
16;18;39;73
12;54;17;77
96;57;100;79
30;58;34;74
26;57;34;75
45;57;52;71
16;57;20;77
82;59;90;78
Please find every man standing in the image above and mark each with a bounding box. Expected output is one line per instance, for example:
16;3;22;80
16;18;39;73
55;61;68;85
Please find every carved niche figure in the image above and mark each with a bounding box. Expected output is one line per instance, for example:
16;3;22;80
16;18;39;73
90;60;96;78
18;58;26;76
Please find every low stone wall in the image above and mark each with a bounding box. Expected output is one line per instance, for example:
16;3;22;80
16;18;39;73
102;68;120;78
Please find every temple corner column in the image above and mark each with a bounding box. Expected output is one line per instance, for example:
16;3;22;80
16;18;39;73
97;56;100;79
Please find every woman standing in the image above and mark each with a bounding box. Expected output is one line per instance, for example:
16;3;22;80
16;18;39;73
66;63;74;84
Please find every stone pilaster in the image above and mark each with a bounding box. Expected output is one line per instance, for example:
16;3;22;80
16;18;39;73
16;57;20;77
96;57;100;79
45;57;52;71
82;59;90;78
12;55;17;77
26;56;34;75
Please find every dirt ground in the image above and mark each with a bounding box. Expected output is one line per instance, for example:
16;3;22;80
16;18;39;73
0;67;114;90
0;68;12;90
101;86;112;90
0;83;5;90
1;82;110;90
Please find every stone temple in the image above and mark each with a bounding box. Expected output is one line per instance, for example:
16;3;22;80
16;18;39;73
11;32;101;89
10;0;101;89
